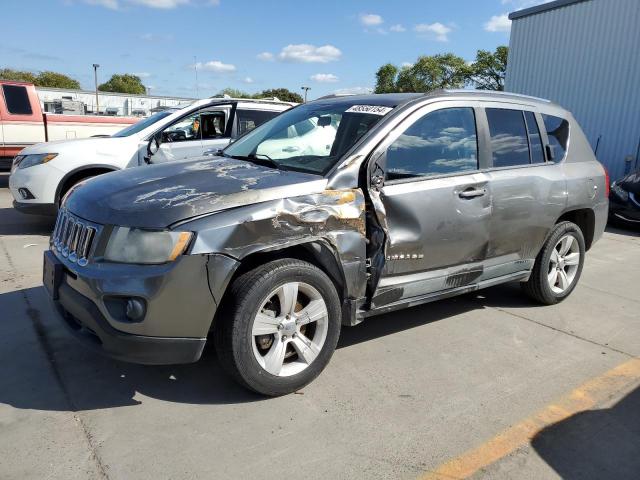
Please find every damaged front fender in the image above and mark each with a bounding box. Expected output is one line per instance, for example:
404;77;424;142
182;189;369;303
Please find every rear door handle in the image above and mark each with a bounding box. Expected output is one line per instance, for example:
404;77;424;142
458;188;486;199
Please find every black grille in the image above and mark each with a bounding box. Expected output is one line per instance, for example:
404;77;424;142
51;210;97;266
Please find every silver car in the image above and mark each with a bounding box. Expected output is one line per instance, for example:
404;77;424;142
44;91;608;395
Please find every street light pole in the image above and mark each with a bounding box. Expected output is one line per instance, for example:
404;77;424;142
301;86;311;103
92;64;100;115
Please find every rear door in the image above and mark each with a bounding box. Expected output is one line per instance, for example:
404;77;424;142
481;104;566;276
370;102;492;307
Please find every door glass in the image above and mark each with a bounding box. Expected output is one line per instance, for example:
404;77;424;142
542;114;569;161
162;111;202;142
386;107;478;180
200;111;226;139
236;109;281;136
486;108;530;167
524;111;545;163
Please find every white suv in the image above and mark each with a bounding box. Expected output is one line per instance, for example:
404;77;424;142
9;97;295;215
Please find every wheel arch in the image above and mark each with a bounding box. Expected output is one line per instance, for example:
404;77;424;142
555;208;596;251
55;164;120;204
211;240;351;330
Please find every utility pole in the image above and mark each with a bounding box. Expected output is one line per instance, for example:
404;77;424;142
194;56;199;99
92;64;100;115
301;86;311;103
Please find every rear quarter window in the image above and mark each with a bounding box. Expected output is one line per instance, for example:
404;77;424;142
542;114;570;161
2;85;33;115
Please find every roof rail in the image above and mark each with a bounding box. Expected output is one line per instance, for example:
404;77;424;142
442;89;551;103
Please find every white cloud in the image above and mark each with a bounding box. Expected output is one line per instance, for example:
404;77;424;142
401;62;413;68
133;72;151;78
414;22;452;42
129;0;188;8
257;52;274;61
311;73;339;83
484;13;511;32
390;24;406;32
84;0;118;8
243;77;254;84
82;0;218;9
193;60;236;73
333;86;373;95
278;44;342;63
359;13;383;26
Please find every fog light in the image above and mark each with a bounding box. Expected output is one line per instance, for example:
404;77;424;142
125;298;146;321
18;188;35;200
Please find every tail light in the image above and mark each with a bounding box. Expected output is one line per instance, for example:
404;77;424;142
603;166;610;198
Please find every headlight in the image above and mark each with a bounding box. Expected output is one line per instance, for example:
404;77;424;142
104;227;193;264
611;182;629;202
16;153;58;169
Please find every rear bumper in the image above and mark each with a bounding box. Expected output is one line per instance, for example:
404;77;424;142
52;282;206;365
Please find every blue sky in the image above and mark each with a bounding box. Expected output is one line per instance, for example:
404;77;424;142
1;0;550;100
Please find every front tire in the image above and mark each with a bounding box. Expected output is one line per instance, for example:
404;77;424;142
215;259;341;396
522;221;585;305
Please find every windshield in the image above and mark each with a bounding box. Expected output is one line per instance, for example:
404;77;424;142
223;100;395;175
112;110;176;138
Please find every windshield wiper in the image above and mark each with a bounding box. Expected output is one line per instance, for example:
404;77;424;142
225;153;281;170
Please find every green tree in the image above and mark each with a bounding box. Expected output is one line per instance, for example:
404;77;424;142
374;54;470;93
35;71;80;89
98;74;146;94
215;87;252;98
470;46;508;91
374;64;399;94
0;68;36;83
255;88;303;103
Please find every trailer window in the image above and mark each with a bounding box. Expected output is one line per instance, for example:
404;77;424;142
2;85;33;115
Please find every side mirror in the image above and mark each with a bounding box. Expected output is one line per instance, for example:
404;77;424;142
144;135;161;164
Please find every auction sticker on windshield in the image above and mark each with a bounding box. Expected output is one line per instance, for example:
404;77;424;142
345;105;393;115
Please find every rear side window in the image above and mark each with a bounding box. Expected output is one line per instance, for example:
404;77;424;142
386;107;478;180
486;108;530;167
542;114;569;161
2;85;33;115
524;111;545;163
236;109;280;137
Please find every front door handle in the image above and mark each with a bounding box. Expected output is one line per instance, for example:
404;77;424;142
459;187;486;199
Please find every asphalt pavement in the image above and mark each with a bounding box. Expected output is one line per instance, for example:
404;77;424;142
1;171;639;479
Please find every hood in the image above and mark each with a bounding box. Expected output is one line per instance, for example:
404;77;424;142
617;169;640;195
20;136;124;154
64;156;328;228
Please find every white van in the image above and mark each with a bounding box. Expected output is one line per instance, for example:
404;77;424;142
9;97;295;215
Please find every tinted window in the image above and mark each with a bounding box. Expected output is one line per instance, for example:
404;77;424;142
200;111;226;139
486;108;530;167
524;111;545;163
542;114;569;161
236;109;280;136
2;85;32;115
386;107;478;180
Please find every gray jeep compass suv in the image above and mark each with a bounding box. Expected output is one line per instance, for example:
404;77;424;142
44;91;608;396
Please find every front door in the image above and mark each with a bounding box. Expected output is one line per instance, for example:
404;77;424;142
151;106;232;163
370;105;492;308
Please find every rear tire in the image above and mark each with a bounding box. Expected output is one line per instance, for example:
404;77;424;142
522;221;585;305
215;259;341;396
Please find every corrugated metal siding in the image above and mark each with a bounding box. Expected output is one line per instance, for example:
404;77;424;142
505;0;640;180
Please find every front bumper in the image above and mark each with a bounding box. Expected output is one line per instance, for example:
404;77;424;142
47;250;221;365
9;162;66;212
609;194;640;224
13;200;58;216
53;282;206;364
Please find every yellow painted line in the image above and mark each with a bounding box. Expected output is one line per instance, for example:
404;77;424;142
420;357;640;480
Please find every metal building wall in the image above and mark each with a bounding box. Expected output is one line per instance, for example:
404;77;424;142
505;0;640;180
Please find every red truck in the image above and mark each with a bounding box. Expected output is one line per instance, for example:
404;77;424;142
0;80;138;168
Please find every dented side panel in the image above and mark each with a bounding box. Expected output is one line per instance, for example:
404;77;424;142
187;189;369;300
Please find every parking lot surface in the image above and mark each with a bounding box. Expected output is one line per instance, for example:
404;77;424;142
1;171;639;479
